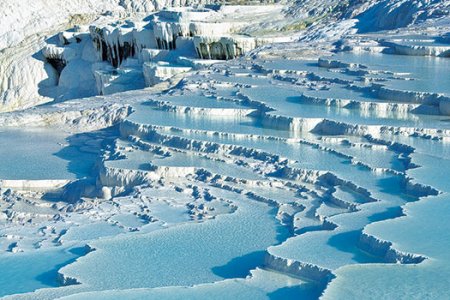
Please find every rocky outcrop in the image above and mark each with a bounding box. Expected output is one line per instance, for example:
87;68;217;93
287;0;450;33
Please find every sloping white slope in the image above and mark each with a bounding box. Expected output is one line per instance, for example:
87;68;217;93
288;0;450;32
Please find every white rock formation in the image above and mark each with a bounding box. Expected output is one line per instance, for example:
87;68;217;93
143;62;191;86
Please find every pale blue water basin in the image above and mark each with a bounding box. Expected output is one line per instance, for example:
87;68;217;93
107;139;264;180
60;268;319;300
0;247;84;297
379;133;450;160
323;192;450;300
58;189;290;292
127;104;298;138
320;136;405;171
0;128;96;180
321;129;450;299
326;52;450;95
152;126;402;172
241;85;450;129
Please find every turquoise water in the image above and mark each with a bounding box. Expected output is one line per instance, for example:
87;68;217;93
0;128;96;180
327;52;450;95
60;192;288;289
0;247;84;297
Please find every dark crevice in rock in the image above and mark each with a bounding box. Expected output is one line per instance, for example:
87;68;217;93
46;57;67;76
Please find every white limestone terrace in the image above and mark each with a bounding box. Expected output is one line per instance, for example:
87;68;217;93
1;1;450;300
0;3;294;113
0;42;448;299
3;0;450;113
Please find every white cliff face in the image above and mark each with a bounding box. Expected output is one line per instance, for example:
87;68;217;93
0;47;58;112
87;7;284;67
0;0;222;51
